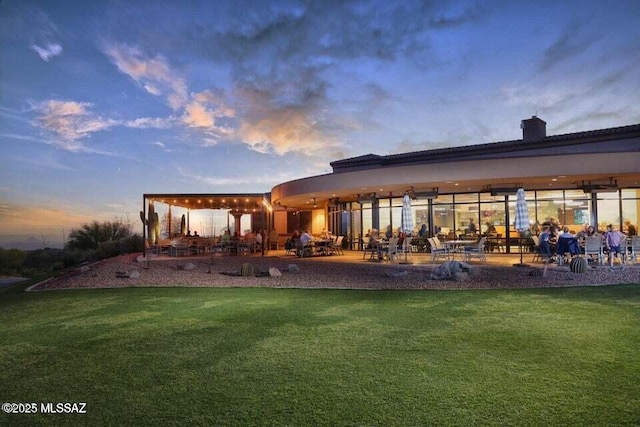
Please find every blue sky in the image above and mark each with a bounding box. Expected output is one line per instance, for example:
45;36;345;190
1;0;639;247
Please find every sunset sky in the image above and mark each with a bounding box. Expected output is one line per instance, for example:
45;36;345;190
1;0;639;248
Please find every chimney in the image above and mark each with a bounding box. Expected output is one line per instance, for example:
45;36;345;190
521;116;546;142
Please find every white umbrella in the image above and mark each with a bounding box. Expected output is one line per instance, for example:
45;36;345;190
400;193;414;263
514;188;530;266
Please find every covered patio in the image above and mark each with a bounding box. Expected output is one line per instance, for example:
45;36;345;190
141;193;272;256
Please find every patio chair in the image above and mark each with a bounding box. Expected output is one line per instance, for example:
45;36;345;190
396;236;413;261
378;237;399;261
427;237;449;262
556;236;580;265
363;241;376;259
269;232;280;250
294;238;313;257
462;237;487;262
169;239;190;257
630;236;640;263
584;236;604;265
145;241;160;255
328;236;344;255
531;235;544;263
284;239;296;256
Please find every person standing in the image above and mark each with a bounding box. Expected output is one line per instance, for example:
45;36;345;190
604;224;626;265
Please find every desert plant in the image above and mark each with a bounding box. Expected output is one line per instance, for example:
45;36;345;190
140;202;160;245
240;263;255;276
0;248;27;276
570;256;588;273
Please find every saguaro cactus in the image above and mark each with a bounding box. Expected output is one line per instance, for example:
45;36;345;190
140;202;160;245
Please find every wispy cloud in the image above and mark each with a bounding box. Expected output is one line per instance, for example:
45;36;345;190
31;42;62;61
152;141;176;152
540;22;597;72
104;44;188;110
34;100;118;151
125;116;175;129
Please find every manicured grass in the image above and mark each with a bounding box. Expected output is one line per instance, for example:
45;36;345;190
1;283;639;426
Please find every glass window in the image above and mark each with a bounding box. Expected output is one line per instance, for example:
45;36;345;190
434;194;453;203
361;203;372;235
534;190;563;200
379;200;391;237
480;193;505;202
536;199;565;226
596;196;620;232
415;206;429;237
564;189;586;199
391;197;404;207
622;198;639;235
456;204;479;236
454;193;479;203
390;206;402;235
433;203;454;239
479;201;506;236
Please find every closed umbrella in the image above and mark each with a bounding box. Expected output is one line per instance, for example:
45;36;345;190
400;193;414;263
513;188;530;266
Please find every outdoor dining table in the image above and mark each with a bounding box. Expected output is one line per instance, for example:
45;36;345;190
441;240;477;259
313;239;334;255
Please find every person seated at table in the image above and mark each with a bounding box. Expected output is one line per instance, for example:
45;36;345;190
604;224;626;264
418;224;427;237
625;220;637;236
320;228;331;239
186;230;192;237
557;229;579;259
384;225;393;239
255;229;263;249
560;226;574;238
192;230;199;237
483;222;496;235
221;230;230;243
539;226;553;261
575;224;590;240
300;230;314;246
467;218;477;234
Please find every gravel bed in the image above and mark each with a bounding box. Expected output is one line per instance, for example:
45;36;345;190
29;254;640;291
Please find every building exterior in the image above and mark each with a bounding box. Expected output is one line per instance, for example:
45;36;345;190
270;117;640;251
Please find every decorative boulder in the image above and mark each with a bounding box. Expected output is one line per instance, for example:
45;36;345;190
287;264;300;272
183;263;196;271
569;257;588;274
386;270;408;278
430;261;473;281
269;267;282;277
240;263;256;277
130;270;141;279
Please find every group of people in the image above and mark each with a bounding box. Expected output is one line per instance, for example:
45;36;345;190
537;222;633;264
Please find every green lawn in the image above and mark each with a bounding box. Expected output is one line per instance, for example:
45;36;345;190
1;282;639;426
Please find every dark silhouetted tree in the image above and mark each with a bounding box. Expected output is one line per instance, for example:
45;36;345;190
66;221;132;251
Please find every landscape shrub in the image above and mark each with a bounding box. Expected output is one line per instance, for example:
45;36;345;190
0;248;27;276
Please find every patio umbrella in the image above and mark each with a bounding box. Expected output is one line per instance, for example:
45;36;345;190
513;188;530;267
400;192;414;263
